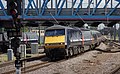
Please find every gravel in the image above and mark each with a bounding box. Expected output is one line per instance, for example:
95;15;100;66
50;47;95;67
0;60;44;73
27;43;120;74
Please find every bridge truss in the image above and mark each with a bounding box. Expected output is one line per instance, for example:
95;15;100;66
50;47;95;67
0;0;120;22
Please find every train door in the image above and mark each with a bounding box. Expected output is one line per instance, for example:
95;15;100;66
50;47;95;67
82;31;92;51
67;29;71;48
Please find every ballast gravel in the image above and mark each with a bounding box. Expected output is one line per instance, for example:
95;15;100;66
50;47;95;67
28;43;120;74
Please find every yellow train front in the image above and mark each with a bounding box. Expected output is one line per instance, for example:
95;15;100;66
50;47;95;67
44;25;67;60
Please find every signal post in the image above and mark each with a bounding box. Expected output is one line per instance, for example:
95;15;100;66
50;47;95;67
7;0;22;74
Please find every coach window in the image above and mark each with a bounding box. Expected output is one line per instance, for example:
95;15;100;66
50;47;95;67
4;33;8;41
0;34;2;41
77;31;82;39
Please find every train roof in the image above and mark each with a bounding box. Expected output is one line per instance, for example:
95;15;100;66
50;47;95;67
90;30;100;34
80;28;90;31
45;25;74;30
45;25;93;32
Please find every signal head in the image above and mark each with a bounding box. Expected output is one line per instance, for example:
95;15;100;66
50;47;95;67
9;1;17;8
10;9;18;19
8;0;19;19
7;0;21;16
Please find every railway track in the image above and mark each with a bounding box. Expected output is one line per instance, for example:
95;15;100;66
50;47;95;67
22;55;83;73
0;61;14;68
110;64;120;74
0;54;46;74
2;61;51;74
0;54;45;68
1;51;86;74
1;58;67;74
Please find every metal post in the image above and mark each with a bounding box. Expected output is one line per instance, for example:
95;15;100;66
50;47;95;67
36;0;38;8
16;67;21;74
72;0;74;15
66;0;67;8
114;24;116;41
55;0;57;15
118;24;120;42
15;48;22;74
110;27;113;40
81;0;82;8
39;0;41;14
88;0;90;15
22;0;25;16
38;24;41;44
9;37;11;49
51;0;53;8
105;0;107;15
92;0;94;12
111;0;113;8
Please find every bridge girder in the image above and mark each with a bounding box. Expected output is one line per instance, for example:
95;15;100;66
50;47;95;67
0;0;120;24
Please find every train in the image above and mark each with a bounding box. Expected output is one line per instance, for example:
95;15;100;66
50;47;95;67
20;32;39;47
0;32;9;53
0;32;38;53
44;25;106;60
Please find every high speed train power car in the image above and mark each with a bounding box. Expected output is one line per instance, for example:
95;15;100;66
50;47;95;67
44;25;106;60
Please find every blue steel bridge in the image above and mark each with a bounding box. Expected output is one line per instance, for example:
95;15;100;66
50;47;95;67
0;0;120;26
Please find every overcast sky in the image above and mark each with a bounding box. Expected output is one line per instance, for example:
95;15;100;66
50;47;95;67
1;0;119;9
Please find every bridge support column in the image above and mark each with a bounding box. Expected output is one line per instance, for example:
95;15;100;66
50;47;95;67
118;24;120;43
113;24;116;41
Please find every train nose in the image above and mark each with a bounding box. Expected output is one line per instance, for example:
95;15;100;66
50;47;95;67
45;43;65;49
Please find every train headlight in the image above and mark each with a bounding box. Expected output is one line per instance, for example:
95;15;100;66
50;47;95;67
45;44;49;46
61;43;65;45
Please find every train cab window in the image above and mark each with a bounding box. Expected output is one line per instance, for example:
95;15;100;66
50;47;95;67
45;29;65;36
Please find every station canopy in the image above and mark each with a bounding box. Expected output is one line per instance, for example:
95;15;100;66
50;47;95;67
26;21;39;27
107;21;118;27
90;22;102;27
74;21;85;27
